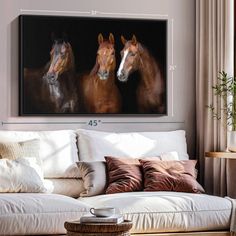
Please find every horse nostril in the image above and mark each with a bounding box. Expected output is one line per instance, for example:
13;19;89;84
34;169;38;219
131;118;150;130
119;70;124;78
98;71;108;77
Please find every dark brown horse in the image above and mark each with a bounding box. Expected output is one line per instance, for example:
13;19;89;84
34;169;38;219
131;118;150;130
117;35;165;113
80;33;121;113
42;39;77;112
24;37;78;113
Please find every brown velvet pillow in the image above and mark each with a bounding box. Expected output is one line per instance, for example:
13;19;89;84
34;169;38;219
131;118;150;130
105;156;143;194
140;159;205;193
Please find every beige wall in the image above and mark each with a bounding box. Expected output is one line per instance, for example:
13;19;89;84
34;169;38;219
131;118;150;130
0;0;196;157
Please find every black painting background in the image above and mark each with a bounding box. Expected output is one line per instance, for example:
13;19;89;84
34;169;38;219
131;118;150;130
20;15;167;114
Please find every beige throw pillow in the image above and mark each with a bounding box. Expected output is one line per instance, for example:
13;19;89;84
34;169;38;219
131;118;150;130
0;139;41;165
77;161;107;197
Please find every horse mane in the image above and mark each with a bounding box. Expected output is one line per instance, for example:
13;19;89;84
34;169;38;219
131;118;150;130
66;43;75;72
138;43;152;59
138;42;160;71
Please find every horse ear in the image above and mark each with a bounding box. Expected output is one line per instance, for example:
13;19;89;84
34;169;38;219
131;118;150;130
121;35;127;45
109;33;115;44
131;35;137;45
98;33;104;45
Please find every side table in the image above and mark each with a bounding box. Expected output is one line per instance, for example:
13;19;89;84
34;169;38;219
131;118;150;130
205;152;236;159
205;151;236;198
64;220;133;236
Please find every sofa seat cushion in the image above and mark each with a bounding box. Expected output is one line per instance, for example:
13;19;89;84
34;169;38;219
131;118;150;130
0;193;90;235
79;191;231;234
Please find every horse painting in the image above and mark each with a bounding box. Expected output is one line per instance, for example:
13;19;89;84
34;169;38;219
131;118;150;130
42;38;78;113
117;35;165;113
24;36;78;113
80;33;121;113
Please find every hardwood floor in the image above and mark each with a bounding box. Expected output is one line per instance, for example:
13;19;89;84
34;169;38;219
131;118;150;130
131;231;230;236
50;230;231;236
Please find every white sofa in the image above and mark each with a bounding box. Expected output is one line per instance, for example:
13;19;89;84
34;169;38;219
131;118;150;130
0;129;233;235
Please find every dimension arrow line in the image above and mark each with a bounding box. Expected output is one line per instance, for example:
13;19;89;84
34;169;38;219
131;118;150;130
1;121;87;125
20;9;90;15
102;121;184;124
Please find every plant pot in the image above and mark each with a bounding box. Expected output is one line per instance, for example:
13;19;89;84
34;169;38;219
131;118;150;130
228;131;236;152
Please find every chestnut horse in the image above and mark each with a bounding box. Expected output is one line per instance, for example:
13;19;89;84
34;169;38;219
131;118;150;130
42;38;78;112
80;33;121;113
117;35;165;113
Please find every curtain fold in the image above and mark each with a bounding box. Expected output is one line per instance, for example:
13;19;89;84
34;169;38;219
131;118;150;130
196;0;234;196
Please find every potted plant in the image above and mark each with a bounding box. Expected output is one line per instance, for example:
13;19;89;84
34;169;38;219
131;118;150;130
209;71;236;151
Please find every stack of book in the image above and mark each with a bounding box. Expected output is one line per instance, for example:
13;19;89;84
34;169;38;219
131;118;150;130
80;214;124;224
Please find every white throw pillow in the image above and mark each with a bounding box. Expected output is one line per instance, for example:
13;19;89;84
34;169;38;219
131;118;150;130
0;157;46;193
76;129;188;161
77;161;107;197
0;130;79;178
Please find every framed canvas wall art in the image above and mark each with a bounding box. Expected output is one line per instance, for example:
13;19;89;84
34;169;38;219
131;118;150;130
19;15;167;115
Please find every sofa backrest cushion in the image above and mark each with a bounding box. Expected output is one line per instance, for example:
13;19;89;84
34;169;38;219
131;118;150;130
76;129;189;161
0;130;79;178
0;139;42;166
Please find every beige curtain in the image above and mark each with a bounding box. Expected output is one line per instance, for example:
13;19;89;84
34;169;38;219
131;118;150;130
196;0;234;196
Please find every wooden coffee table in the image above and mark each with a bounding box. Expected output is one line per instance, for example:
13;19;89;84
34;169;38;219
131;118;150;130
64;220;133;236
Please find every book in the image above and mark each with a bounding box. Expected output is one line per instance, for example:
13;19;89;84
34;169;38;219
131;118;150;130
80;214;124;224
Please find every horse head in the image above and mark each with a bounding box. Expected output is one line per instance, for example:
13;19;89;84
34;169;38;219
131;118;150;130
43;35;74;85
94;33;116;81
117;35;143;82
